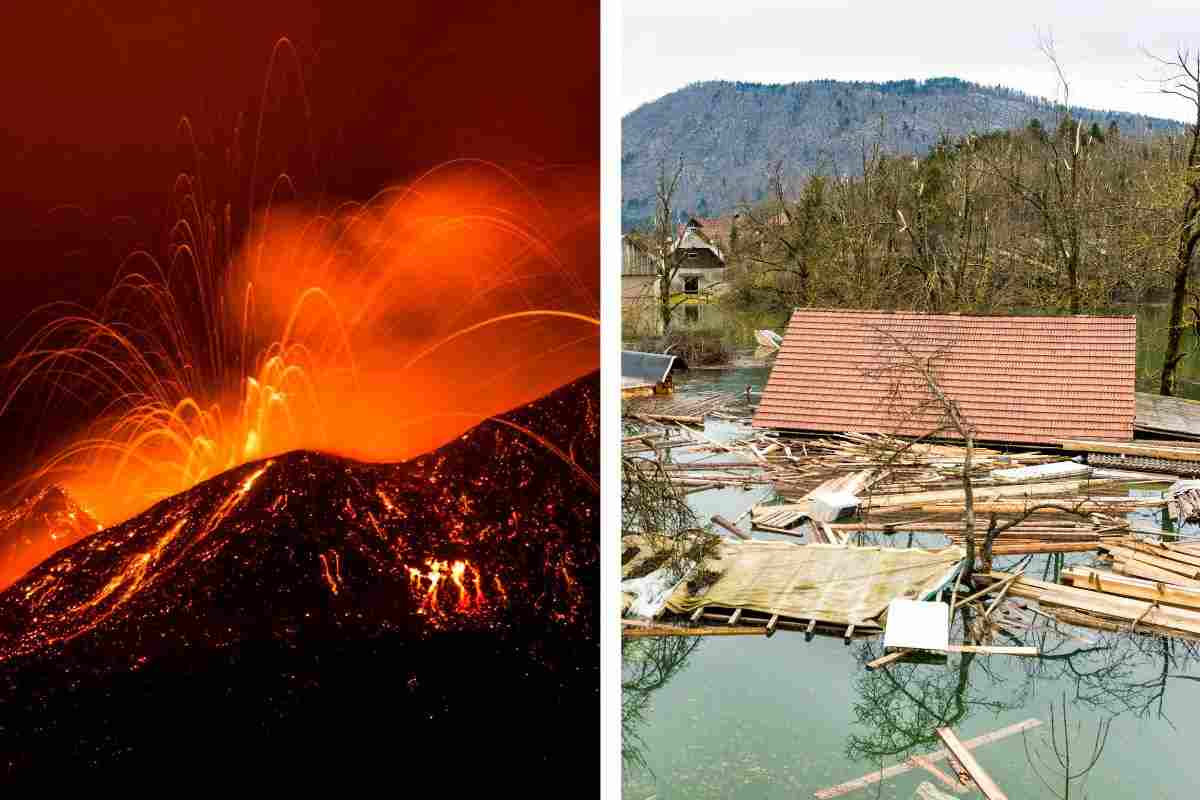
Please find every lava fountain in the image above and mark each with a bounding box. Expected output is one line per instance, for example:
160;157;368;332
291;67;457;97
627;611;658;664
0;160;598;548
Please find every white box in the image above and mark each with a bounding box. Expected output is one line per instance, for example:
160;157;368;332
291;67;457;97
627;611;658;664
883;599;950;651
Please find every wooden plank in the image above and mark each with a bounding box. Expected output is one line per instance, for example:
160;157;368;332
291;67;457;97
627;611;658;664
622;625;768;638
712;514;751;540
944;645;1038;656
1061;567;1200;610
1104;545;1200;579
1116;539;1200;569
909;754;969;794
1061;438;1200;462
1112;559;1200;588
861;480;1088;512
935;727;1008;800
813;719;1041;799
980;571;1200;635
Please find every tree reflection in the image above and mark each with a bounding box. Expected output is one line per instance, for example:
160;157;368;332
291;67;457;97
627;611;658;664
846;609;1024;762
847;606;1200;771
622;633;702;774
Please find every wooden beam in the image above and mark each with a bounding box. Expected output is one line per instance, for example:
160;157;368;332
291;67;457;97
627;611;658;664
814;719;1041;799
935;727;1008;800
980;571;1200;636
727;608;742;625
944;645;1038;656
1061;438;1200;462
1111;559;1200;588
712;514;751;540
908;754;969;794
622;625;768;638
1062;567;1200;611
1104;545;1200;580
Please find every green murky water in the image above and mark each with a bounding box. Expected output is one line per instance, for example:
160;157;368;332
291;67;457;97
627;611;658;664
622;366;1200;800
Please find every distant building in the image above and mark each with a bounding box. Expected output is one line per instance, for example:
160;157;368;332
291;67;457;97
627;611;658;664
670;218;725;296
621;234;659;307
621;217;729;334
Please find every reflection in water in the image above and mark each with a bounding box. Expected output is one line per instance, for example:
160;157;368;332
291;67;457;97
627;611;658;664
847;608;1021;763
623;633;702;774
1024;693;1111;800
848;606;1200;794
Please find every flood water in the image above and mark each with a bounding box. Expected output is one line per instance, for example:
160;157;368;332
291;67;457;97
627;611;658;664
622;367;1200;800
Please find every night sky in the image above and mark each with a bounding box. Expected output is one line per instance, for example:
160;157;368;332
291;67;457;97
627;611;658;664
0;1;599;485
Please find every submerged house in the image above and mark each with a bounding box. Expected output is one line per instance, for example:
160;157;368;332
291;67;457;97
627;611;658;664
752;309;1137;446
671;218;725;296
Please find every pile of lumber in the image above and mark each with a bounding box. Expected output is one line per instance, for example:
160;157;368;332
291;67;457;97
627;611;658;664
943;517;1130;555
979;565;1200;639
623;390;744;424
1096;537;1200;587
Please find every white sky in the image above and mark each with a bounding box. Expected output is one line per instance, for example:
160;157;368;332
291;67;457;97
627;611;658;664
623;0;1200;122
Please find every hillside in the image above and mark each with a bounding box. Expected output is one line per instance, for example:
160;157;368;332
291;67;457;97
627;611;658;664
622;77;1182;228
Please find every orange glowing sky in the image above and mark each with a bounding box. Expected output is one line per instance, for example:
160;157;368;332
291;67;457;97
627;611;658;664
0;2;599;493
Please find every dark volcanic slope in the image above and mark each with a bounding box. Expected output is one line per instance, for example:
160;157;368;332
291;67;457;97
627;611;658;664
622;77;1182;225
0;372;598;783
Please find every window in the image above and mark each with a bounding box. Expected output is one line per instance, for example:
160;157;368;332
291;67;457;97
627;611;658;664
684;305;699;325
683;276;699;294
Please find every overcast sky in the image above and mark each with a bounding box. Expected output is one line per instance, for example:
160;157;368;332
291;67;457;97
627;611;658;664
623;0;1200;122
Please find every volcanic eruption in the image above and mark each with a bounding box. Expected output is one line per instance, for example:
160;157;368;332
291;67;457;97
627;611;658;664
0;33;598;784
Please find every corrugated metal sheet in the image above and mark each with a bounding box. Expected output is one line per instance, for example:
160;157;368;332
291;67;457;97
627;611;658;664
752;309;1136;445
621;350;687;385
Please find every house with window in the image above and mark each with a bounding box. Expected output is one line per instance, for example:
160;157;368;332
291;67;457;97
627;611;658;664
621;218;729;333
671;218;725;296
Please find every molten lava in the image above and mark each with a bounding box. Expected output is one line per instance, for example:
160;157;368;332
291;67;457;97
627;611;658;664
0;373;597;662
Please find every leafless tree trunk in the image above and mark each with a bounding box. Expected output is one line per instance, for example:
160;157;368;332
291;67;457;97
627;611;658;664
1150;48;1200;395
653;157;686;336
871;329;979;579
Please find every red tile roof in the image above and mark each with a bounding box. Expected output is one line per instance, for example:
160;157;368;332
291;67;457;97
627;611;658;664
752;309;1136;445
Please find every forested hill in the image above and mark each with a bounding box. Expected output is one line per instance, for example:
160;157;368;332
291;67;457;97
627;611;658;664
622;77;1181;229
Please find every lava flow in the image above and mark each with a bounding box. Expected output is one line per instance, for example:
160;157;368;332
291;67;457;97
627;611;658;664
0;372;597;664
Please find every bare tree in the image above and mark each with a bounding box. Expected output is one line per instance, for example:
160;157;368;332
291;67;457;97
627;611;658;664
868;327;979;579
652;157;687;335
980;32;1090;314
1147;47;1200;395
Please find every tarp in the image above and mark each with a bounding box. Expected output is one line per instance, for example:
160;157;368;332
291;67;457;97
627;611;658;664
621;565;692;619
664;541;963;627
